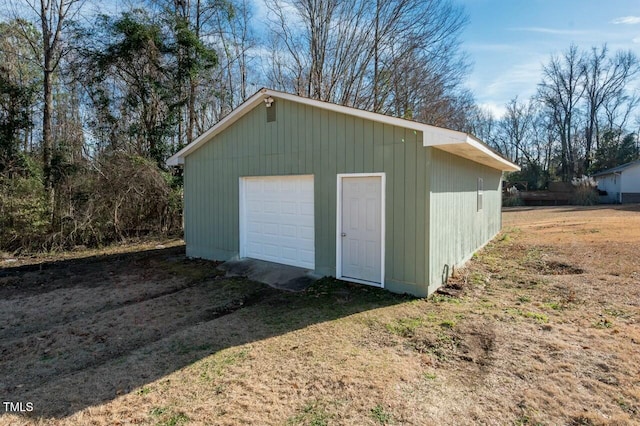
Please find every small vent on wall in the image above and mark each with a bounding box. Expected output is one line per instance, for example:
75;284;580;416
266;102;276;122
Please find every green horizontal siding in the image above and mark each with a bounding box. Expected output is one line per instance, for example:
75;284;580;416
183;99;430;295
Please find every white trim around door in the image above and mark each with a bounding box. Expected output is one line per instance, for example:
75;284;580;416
336;173;385;287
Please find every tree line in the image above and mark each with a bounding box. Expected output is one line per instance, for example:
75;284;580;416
0;0;471;252
470;44;640;189
1;0;639;252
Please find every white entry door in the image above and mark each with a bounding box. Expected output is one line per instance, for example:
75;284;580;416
338;174;384;285
240;175;315;269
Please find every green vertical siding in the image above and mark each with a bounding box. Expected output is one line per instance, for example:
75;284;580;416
184;98;430;296
428;148;503;294
184;97;506;297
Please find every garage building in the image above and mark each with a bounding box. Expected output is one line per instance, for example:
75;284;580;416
594;160;640;204
167;88;519;297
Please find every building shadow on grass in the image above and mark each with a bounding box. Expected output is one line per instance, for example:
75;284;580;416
0;245;412;420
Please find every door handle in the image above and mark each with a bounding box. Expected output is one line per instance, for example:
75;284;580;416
341;233;347;237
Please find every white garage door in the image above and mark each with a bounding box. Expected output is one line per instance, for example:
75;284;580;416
240;175;315;269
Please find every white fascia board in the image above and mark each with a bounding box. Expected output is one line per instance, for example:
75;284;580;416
421;125;468;145
464;136;521;171
166;88;426;166
166;90;269;166
166;87;519;172
271;91;427;133
422;130;520;172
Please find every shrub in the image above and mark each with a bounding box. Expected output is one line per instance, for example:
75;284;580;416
91;153;183;240
0;174;50;252
570;176;599;206
0;153;183;253
503;187;524;207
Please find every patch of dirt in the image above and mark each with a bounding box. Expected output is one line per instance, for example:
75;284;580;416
539;260;584;275
0;244;277;419
455;321;495;367
2;205;640;425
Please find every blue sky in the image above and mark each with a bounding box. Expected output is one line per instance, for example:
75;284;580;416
463;0;640;116
18;0;636;119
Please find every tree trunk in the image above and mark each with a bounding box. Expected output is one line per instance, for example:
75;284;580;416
373;0;380;112
188;79;196;144
186;0;200;145
41;5;55;214
585;116;594;171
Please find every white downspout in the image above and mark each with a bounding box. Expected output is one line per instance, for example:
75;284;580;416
614;172;622;203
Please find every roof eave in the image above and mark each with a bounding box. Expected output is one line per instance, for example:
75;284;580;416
422;131;520;172
166;89;271;166
166;87;520;172
593;160;640;177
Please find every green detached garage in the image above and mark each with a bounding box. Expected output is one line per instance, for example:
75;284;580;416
167;88;519;297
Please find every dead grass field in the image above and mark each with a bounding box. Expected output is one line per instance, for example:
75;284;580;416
1;205;639;425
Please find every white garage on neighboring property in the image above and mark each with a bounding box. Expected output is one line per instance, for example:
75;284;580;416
594;160;640;204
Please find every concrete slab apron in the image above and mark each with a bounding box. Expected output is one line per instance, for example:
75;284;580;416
218;258;319;292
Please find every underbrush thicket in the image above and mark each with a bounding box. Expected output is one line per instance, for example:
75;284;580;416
0;153;182;253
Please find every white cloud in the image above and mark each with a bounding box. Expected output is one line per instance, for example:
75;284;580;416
485;60;544;96
634;37;640;43
611;16;640;25
510;27;588;36
468;56;547;118
477;102;507;118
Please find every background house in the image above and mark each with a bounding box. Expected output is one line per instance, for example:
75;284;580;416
168;89;519;297
594;160;640;204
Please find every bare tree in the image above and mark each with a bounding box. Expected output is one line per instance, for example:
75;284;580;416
14;0;85;211
499;97;536;165
538;45;586;180
0;20;41;153
582;45;640;169
264;0;469;126
602;90;639;133
468;106;498;148
210;0;256;113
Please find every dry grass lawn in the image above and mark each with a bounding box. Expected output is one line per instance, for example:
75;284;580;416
1;205;639;425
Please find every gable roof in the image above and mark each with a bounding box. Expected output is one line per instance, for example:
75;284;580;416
167;88;520;172
592;160;640;177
